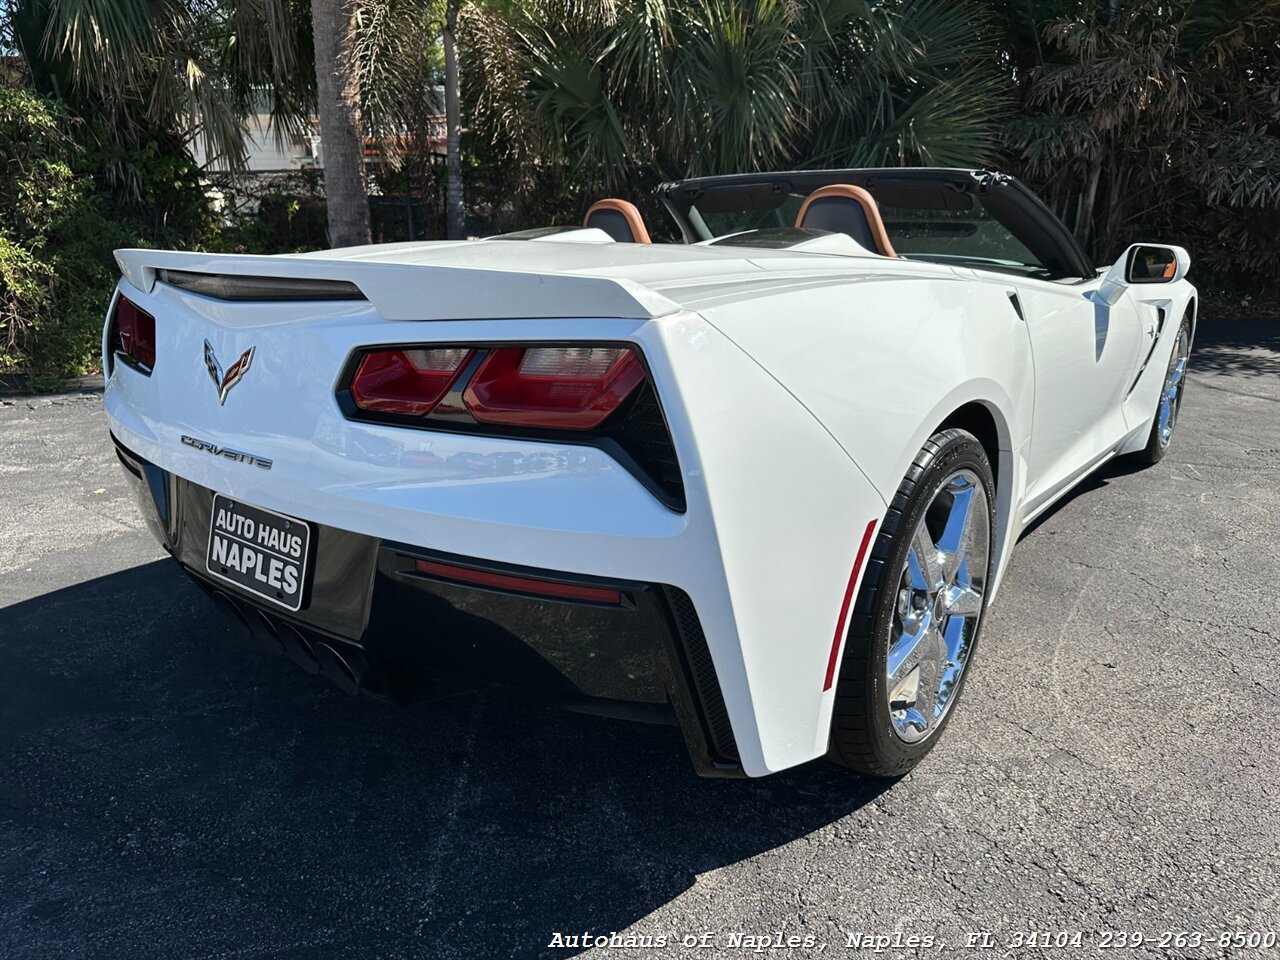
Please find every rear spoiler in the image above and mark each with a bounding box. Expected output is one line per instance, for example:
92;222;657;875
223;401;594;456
113;248;680;321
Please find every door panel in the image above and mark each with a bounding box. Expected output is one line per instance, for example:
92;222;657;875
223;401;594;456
1015;279;1143;510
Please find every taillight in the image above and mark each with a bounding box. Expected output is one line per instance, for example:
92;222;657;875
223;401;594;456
463;346;645;430
113;295;156;370
340;341;684;510
413;559;623;604
350;347;474;415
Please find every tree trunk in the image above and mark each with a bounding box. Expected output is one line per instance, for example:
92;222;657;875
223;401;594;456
443;0;465;240
311;0;370;248
1074;162;1102;257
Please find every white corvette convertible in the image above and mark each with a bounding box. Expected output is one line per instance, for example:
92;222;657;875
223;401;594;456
104;168;1195;778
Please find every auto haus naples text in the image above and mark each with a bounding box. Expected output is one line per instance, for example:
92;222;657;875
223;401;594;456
209;505;303;594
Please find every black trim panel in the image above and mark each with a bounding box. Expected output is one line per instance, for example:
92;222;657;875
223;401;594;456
663;587;740;765
109;436;739;776
156;269;366;302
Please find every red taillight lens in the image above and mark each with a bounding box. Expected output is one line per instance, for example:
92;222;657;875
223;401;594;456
413;559;623;604
462;346;645;430
350;347;473;415
114;296;156;369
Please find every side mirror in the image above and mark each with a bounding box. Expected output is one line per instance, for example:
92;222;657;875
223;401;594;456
1093;243;1191;306
1125;244;1189;284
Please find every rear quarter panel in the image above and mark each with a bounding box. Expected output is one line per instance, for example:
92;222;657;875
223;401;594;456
668;270;1035;769
694;269;1035;547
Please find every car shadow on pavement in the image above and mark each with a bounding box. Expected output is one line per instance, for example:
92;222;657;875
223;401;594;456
1187;315;1280;378
0;561;890;959
1017;456;1149;542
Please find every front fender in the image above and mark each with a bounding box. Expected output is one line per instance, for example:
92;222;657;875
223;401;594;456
1118;280;1198;450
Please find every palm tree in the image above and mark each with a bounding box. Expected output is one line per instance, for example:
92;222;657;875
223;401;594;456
311;0;371;246
12;0;378;249
463;0;1009;229
10;0;314;177
443;0;465;238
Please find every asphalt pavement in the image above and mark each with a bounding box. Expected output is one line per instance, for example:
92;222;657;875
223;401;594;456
1;317;1278;959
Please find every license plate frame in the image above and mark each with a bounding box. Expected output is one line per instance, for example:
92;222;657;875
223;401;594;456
205;494;311;612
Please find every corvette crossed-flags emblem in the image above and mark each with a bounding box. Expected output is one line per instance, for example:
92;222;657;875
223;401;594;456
203;340;255;405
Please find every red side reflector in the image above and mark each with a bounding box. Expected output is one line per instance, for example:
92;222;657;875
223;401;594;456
350;348;473;415
115;296;156;369
462;346;645;430
823;519;879;692
413;559;623;604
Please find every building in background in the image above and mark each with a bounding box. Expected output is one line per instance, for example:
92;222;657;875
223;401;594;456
190;91;318;171
191;88;445;173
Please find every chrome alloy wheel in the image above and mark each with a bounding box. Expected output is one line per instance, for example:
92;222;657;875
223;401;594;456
1157;325;1191;448
886;468;990;743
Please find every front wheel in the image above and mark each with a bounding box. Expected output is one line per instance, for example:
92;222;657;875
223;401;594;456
829;428;995;777
1132;313;1192;466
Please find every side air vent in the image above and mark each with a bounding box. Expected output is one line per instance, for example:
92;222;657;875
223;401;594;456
156;269;366;302
665;587;739;764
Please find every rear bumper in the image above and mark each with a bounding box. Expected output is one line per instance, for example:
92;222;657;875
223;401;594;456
114;435;743;776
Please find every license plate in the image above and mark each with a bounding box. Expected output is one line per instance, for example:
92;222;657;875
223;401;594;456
206;494;310;611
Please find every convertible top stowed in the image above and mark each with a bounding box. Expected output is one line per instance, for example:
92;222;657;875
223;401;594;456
658;167;1095;279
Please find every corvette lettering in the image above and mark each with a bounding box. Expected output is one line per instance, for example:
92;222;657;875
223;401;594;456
181;434;273;470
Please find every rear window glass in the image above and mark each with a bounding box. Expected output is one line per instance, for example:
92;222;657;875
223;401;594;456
687;185;1051;277
879;204;1045;273
691;194;804;238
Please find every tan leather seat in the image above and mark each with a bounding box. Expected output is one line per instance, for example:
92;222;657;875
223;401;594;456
584;199;652;244
794;184;897;257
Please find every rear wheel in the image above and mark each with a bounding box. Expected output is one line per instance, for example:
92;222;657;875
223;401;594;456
1132;313;1192;465
829;428;995;777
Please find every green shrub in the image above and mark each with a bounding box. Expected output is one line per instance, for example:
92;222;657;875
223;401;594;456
0;87;143;379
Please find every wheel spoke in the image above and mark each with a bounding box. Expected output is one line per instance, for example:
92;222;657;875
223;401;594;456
1157;330;1190;448
907;526;943;592
937;485;975;583
887;618;931;685
913;663;938;719
945;584;983;617
941;612;969;663
883;466;990;745
895;706;929;734
888;665;921;711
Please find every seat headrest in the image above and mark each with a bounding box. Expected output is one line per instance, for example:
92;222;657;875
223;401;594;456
794;184;897;257
584;199;652;244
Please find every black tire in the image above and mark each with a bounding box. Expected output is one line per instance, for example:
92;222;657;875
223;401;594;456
1131;312;1192;466
829;428;995;777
